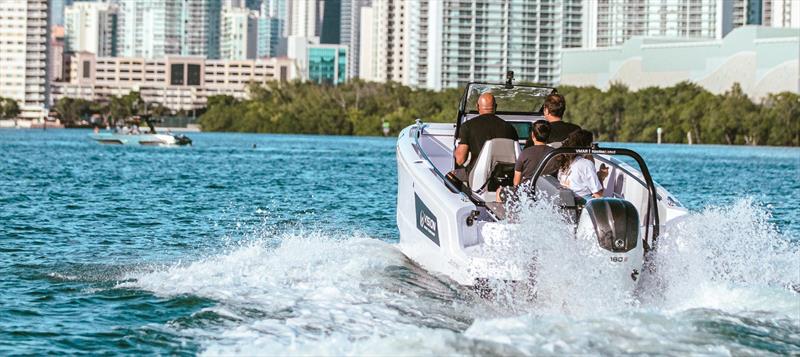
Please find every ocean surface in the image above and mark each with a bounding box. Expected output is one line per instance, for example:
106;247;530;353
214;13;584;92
1;129;798;355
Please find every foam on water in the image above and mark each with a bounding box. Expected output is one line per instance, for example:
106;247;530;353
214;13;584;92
123;199;800;355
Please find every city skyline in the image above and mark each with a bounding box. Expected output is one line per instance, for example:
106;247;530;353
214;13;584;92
2;0;798;120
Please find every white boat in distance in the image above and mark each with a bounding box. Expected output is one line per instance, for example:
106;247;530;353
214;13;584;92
90;116;192;146
90;132;192;146
396;74;688;292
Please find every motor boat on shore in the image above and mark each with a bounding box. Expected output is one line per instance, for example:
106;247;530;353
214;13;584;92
395;74;688;292
89;116;192;146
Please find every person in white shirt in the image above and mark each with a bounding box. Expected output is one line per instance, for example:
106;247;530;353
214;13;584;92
558;130;603;202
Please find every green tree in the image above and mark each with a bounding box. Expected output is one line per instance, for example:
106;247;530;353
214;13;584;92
54;97;91;126
0;97;20;120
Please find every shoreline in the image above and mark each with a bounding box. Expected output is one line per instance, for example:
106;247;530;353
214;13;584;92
0;126;797;148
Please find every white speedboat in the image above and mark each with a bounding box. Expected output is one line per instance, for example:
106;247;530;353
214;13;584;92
396;77;688;292
90;132;192;146
90;115;192;146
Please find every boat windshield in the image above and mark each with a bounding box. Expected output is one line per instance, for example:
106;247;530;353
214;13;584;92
461;83;555;115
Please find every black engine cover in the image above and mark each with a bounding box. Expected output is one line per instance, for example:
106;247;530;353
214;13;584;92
584;198;640;253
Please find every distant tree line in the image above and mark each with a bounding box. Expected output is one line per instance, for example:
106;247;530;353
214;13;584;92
198;80;798;146
51;92;172;127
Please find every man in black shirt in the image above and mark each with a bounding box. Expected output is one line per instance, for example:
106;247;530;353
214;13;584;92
455;93;518;173
542;93;581;144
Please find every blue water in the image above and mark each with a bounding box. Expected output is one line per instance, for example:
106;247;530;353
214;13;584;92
1;129;798;355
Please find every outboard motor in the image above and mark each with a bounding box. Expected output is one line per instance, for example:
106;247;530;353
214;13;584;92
576;198;644;286
173;134;192;146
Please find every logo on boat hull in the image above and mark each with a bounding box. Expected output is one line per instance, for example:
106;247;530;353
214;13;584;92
415;193;439;246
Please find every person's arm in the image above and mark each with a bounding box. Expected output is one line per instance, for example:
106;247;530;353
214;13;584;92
513;171;522;186
585;161;604;198
454;144;469;166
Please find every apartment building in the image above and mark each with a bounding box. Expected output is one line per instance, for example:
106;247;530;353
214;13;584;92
0;0;50;120
52;53;296;111
64;1;117;57
432;0;564;89
220;5;258;60
117;0;222;59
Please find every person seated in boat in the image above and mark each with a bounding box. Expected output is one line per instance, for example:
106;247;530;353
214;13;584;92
454;92;518;175
558;129;603;203
496;120;554;202
526;93;581;148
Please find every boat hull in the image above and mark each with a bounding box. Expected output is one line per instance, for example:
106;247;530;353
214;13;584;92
89;133;191;146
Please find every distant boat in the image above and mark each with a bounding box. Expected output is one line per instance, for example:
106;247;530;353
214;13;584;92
90;115;192;146
89;132;192;146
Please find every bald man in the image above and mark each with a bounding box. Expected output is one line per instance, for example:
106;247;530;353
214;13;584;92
454;92;518;173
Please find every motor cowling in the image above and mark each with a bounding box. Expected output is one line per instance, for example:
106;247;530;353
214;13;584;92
578;198;639;253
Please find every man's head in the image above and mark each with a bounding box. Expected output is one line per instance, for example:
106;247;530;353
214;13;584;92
531;120;551;144
477;92;497;115
543;93;566;122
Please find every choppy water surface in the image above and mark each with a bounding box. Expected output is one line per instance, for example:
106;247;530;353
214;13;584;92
1;129;798;355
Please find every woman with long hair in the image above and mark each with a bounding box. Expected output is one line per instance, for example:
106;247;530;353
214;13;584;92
558;130;604;202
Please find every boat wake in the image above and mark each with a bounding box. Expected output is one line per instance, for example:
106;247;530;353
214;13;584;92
120;198;800;355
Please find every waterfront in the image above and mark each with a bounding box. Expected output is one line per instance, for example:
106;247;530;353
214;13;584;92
1;129;798;355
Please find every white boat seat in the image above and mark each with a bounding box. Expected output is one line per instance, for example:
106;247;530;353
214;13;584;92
468;138;521;201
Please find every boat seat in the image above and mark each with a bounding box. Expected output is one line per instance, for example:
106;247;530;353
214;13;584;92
469;138;521;201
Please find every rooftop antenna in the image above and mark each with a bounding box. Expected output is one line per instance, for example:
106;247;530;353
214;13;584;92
505;70;514;89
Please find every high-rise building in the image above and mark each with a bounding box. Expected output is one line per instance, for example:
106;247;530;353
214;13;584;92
359;0;411;84
579;0;797;49
117;0;181;58
118;0;223;59
257;15;282;58
51;0;73;26
321;0;341;44
763;0;800;28
340;0;371;78
286;0;320;37
0;0;50;120
51;26;66;82
64;2;118;57
432;0;563;88
180;0;222;59
220;5;258;60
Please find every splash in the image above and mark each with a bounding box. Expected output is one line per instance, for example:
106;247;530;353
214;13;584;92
468;193;799;318
649;198;800;313
120;230;474;354
121;199;799;355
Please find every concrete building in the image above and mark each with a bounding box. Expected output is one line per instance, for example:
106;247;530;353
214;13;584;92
117;0;222;59
180;0;222;59
52;53;297;111
51;0;73;26
340;0;374;77
561;27;799;100
117;0;180;58
358;0;413;84
286;0;320;38
361;0;570;89
0;0;50;120
579;0;800;49
51;26;67;82
763;0;800;28
220;5;259;60
64;1;118;57
434;0;564;89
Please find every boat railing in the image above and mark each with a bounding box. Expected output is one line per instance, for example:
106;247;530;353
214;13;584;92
412;119;480;206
